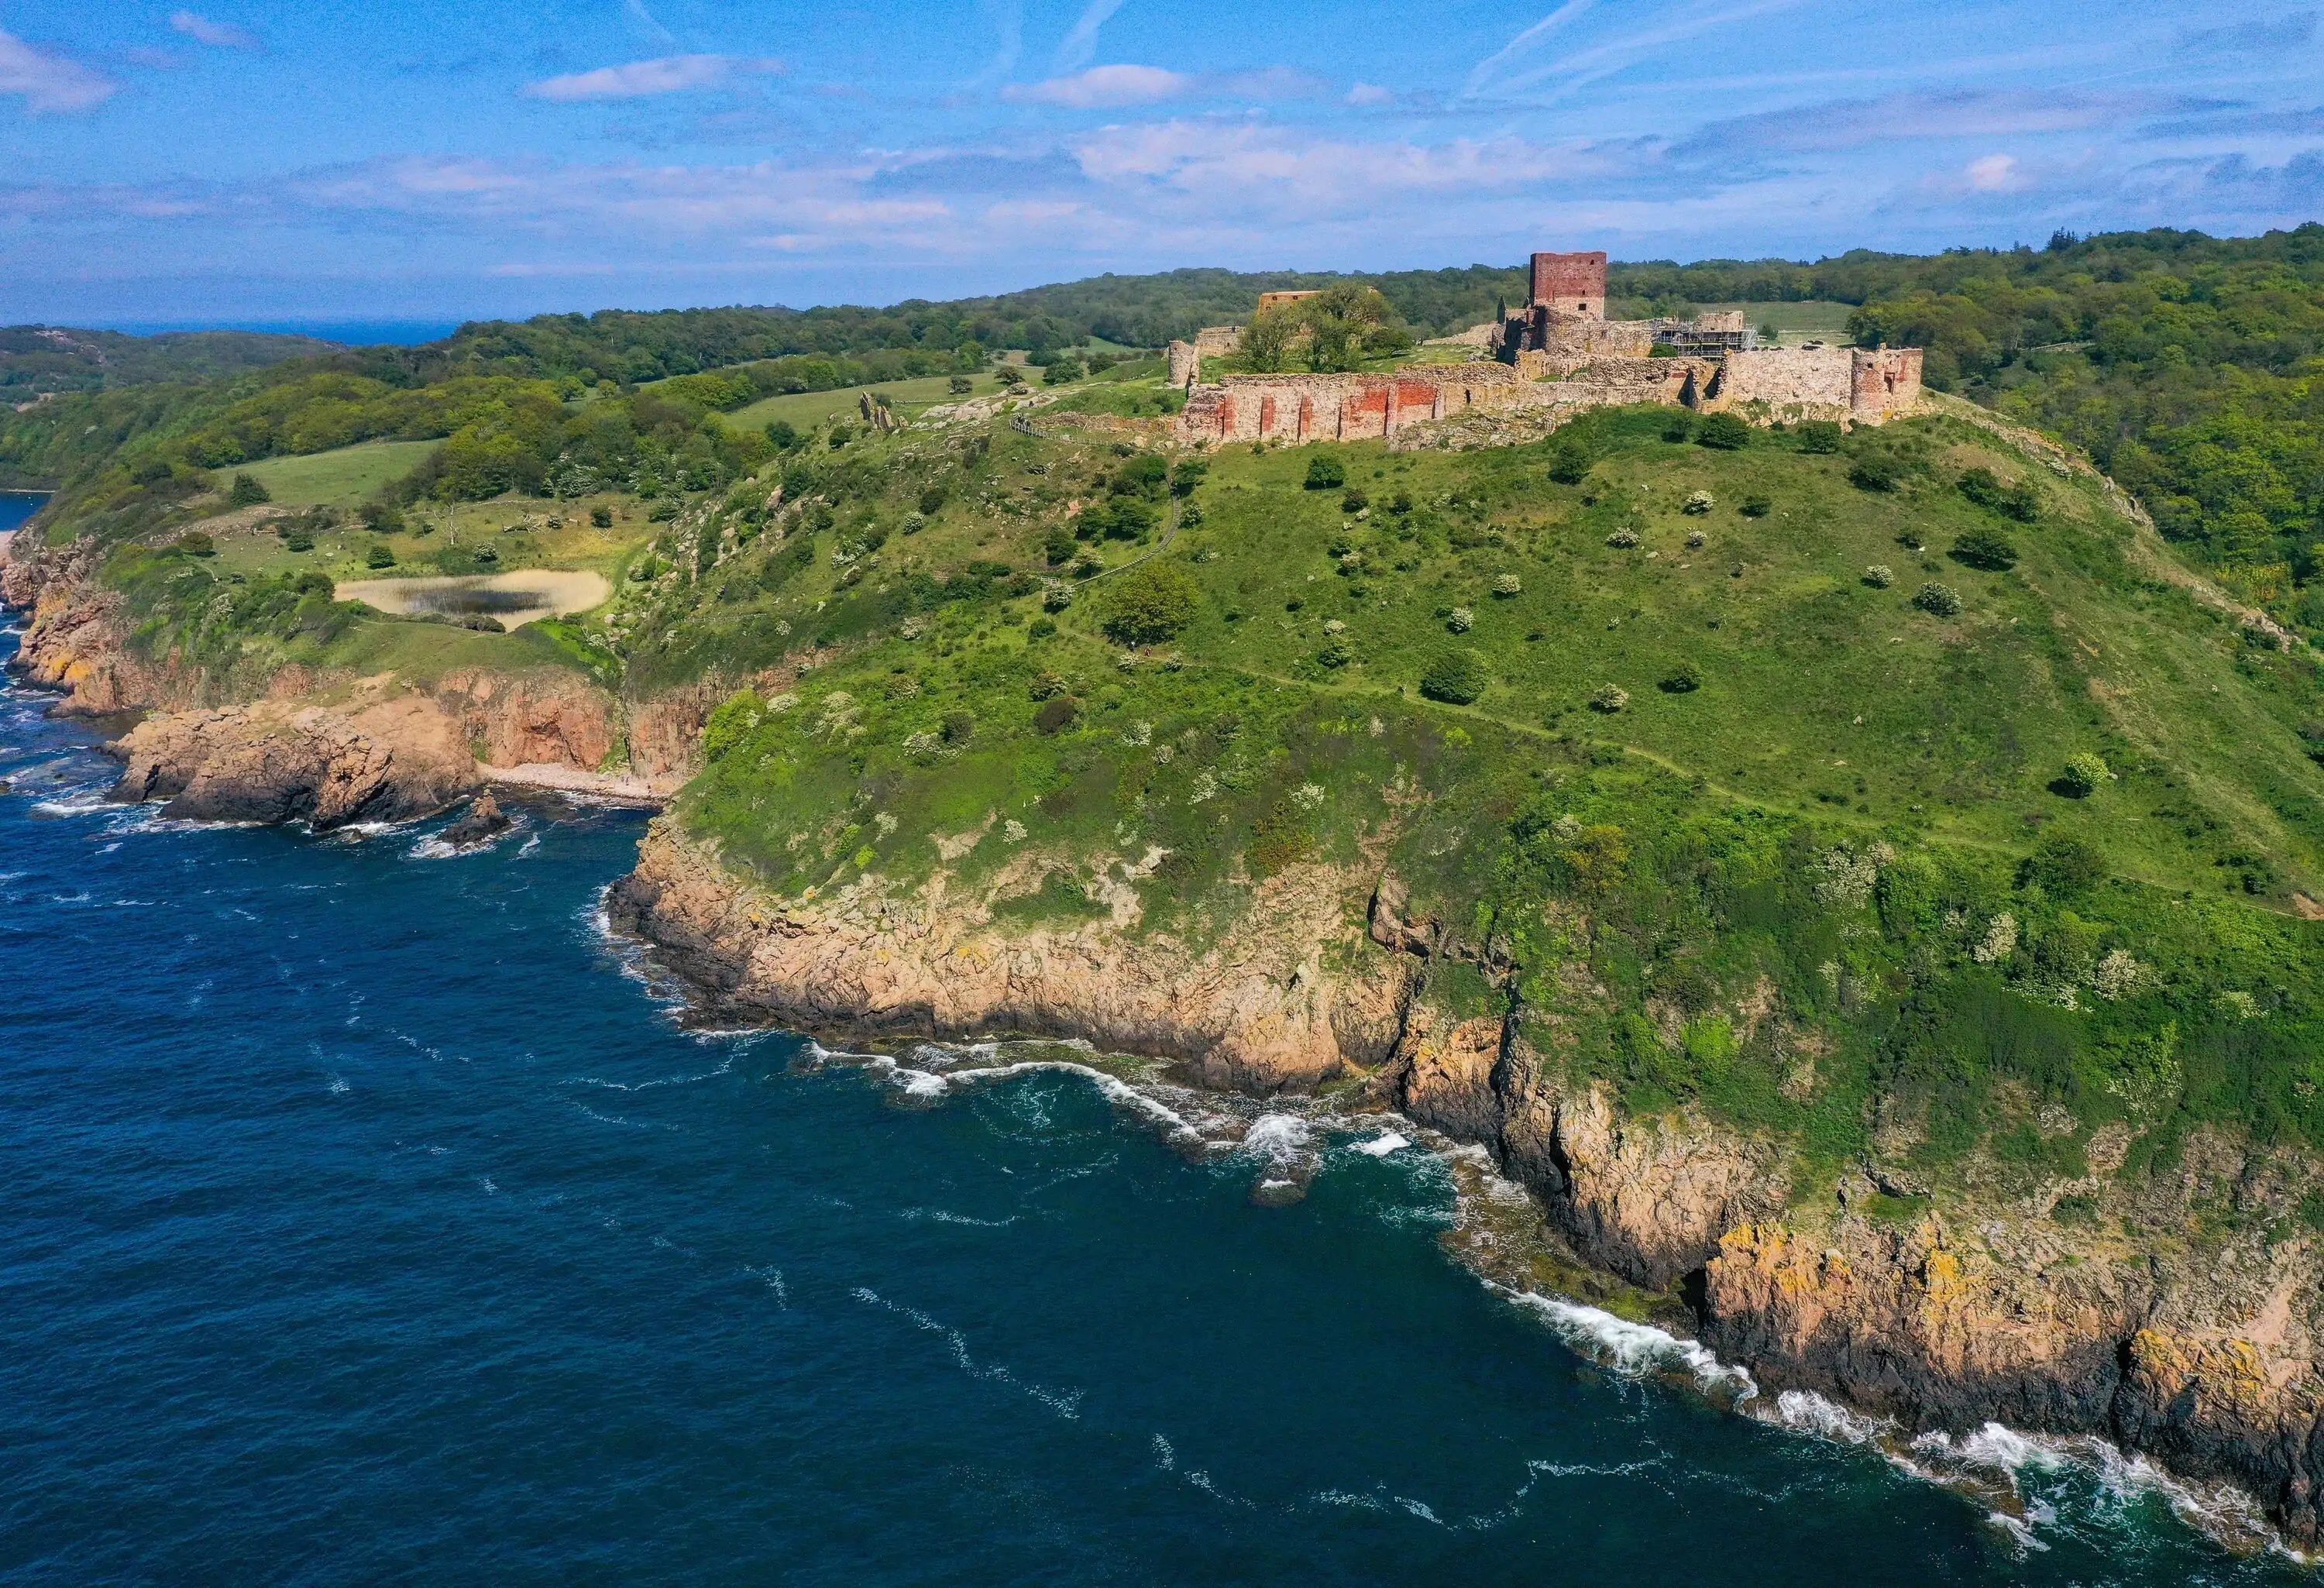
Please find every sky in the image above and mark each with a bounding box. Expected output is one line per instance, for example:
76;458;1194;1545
2;0;2322;325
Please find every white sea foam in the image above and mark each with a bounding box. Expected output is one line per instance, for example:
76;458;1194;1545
742;1265;789;1307
1503;1288;1757;1401
1763;1388;1891;1446
851;1286;1083;1420
1239;1112;1309;1158
1350;1131;1411;1157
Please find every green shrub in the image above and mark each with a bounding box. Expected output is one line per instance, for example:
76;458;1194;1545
1033;696;1078;734
948;375;972;395
1739;493;1772;517
590;505;614;528
1913;581;1961;616
1420;648;1490;704
1958;466;2040;521
1849;455;1902;492
1341;488;1368;513
1305;453;1347;490
765;419;799;451
701;689;769;761
1695;412;1750;449
1548;437;1591;484
2021;833;2106;896
1796;421;1843;453
1098;559;1202;645
282;528;314;552
1659;659;1703;693
226;473;270;507
1951;527;2019;571
1660;414;1694;443
175;531;215;557
365;543;396;569
2058;751;2113;798
918;486;948;515
1026;617;1057;640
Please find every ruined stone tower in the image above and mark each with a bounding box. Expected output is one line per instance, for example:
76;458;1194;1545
1530;251;1607;318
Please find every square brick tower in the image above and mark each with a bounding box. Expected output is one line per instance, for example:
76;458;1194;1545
1530;251;1607;318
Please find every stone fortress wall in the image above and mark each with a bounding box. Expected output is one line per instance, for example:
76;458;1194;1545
1168;246;1923;448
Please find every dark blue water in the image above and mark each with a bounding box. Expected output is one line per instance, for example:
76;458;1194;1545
0;620;2306;1586
91;321;464;348
0;494;46;534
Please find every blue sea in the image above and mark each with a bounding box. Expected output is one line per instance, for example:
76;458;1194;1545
0;494;47;535
0;612;2309;1586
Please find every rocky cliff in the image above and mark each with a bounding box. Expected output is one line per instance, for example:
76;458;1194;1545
612;816;2324;1549
4;538;627;824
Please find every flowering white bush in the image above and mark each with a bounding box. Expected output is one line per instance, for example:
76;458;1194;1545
1914;581;1962;617
1606;527;1641;548
1003;819;1029;842
1683;490;1714;515
1972;912;2019;964
1446;607;1474;633
1322;618;1346;634
2093;949;2145;999
1492;572;1522;596
1810;842;1892;910
1588;683;1628;713
902;731;941;755
1686;530;1707;548
1291;782;1326;810
1863;564;1894;588
814;692;861;740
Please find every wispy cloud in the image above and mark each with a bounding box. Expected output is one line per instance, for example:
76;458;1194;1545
623;0;678;48
1464;0;1595;97
0;28;119;114
1005;64;1191;108
2177;12;2316;55
1672;88;2180;160
170;11;260;50
1003;64;1321;108
1054;0;1129;74
1488;0;1809;101
524;54;784;102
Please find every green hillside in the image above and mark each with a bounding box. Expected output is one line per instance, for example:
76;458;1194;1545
641;403;2321;1186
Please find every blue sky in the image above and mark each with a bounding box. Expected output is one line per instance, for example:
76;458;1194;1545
2;0;2322;324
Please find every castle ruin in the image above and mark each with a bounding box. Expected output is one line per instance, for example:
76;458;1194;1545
1168;248;1922;449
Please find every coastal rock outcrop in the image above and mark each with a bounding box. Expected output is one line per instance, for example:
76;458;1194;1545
610;818;2324;1548
107;692;478;828
607;819;1414;1093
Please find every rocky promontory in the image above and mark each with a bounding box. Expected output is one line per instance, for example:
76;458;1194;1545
610;816;2324;1550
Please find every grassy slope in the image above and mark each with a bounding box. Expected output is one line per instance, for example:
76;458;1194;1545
649;402;2323;1189
233;440;441;506
722;373;1006;435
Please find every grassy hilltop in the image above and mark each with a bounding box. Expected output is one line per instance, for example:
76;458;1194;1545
611;399;2321;1189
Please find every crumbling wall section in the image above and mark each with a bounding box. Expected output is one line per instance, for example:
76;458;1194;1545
1177;365;1521;445
1715;346;1854;417
1851;346;1923;422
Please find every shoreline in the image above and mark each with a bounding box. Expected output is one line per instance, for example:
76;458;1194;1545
660;1009;2311;1566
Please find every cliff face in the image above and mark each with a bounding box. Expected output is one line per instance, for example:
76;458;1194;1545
4;539;627;824
608;820;1412;1092
612;816;2324;1548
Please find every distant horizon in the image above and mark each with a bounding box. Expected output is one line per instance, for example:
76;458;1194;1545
29;217;2324;345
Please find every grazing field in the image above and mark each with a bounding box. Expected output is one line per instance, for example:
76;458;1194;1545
232;440;440;506
1702;301;1859;344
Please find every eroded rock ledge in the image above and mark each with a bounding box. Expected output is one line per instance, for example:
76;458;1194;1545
613;818;2324;1550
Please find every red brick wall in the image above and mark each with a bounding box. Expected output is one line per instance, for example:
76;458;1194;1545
1531;251;1607;313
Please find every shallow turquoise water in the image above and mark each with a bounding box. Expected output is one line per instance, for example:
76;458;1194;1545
0;618;2306;1585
